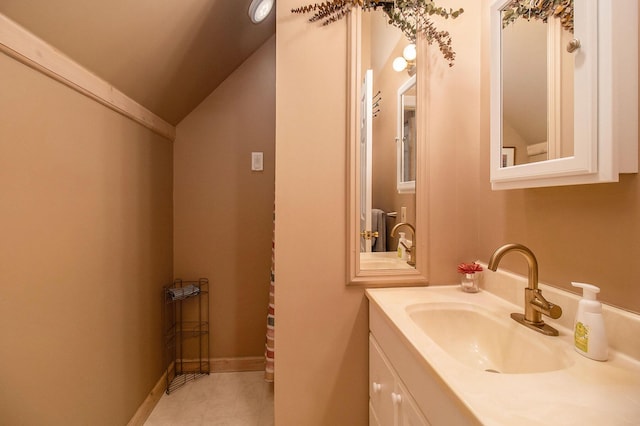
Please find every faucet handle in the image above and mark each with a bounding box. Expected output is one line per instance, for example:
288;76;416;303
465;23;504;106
545;303;562;319
530;293;562;319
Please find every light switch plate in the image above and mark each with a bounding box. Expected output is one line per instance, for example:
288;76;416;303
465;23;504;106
401;206;407;222
251;152;264;171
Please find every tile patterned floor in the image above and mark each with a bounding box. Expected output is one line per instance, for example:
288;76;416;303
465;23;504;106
145;371;274;426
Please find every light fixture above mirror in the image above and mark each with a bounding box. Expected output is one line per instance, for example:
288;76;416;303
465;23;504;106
393;44;417;75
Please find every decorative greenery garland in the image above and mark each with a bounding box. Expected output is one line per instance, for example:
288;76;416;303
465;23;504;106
291;0;464;66
501;0;573;33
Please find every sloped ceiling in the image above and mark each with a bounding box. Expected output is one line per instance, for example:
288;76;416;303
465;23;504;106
0;0;275;125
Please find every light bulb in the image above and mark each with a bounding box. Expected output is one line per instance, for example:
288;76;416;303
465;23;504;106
249;0;274;24
392;57;408;72
403;44;417;61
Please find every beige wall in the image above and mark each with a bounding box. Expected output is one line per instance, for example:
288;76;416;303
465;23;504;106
424;0;483;283
275;1;369;424
0;53;173;425
476;173;640;313
174;37;276;358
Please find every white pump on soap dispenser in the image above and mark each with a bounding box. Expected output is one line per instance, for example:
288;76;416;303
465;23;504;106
571;282;608;361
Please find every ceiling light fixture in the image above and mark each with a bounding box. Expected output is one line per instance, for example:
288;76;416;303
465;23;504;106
393;44;417;76
249;0;274;24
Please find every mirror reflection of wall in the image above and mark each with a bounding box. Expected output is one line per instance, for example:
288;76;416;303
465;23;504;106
502;18;547;165
501;15;574;167
359;10;416;265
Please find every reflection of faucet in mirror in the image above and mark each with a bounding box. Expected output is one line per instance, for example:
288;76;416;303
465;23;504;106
487;243;562;336
391;222;415;266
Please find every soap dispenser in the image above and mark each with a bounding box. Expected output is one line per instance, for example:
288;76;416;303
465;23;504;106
571;282;608;361
397;232;406;260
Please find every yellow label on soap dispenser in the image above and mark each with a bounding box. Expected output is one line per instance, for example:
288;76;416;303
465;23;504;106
574;321;589;352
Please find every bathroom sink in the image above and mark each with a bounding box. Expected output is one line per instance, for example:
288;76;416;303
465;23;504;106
366;285;640;424
407;302;572;374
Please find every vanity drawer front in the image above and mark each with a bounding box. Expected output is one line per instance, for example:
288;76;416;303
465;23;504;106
369;402;381;426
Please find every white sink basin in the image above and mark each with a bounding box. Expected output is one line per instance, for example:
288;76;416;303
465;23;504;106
407;302;572;374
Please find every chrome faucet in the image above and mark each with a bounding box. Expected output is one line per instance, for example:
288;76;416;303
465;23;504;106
487;243;562;336
390;222;416;266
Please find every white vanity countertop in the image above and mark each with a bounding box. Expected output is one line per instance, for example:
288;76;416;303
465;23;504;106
366;285;640;425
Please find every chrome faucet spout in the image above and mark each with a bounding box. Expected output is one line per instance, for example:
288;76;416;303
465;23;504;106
488;243;562;336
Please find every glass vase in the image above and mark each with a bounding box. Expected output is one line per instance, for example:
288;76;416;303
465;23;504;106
461;272;479;293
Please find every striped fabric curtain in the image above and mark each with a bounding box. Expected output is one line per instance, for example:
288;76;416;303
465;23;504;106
264;210;275;382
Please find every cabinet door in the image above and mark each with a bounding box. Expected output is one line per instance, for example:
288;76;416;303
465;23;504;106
369;401;382;426
369;335;395;426
396;382;430;426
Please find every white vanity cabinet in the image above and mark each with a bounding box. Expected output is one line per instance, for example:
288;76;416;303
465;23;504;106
396;381;430;426
369;335;430;426
368;296;479;426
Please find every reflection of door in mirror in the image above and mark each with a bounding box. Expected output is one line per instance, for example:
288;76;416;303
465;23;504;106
360;69;373;253
398;76;416;193
358;10;417;270
501;15;574;167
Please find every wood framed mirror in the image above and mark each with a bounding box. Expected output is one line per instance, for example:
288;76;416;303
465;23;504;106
347;7;428;286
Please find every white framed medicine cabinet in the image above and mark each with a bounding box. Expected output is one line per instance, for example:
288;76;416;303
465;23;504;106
490;0;638;190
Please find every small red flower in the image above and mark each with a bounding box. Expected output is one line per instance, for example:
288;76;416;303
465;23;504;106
457;262;483;274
